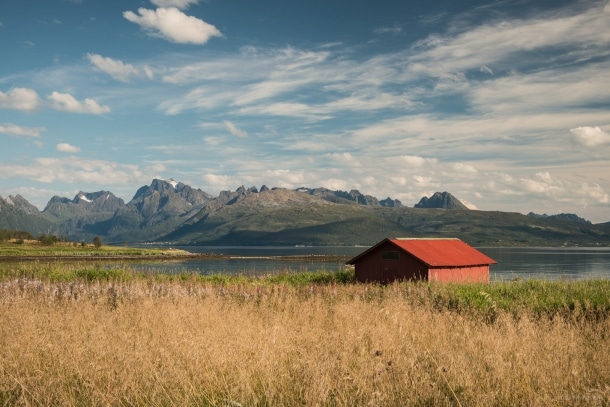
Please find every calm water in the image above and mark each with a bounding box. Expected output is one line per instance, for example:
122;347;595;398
129;246;364;275
478;247;610;281
127;246;610;281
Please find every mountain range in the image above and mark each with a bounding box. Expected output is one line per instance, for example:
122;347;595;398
1;179;608;247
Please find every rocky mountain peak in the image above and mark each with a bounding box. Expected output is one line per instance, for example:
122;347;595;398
348;189;380;206
131;179;212;207
296;187;403;207
70;191;124;212
380;197;402;207
5;194;40;216
134;179;176;199
414;192;468;210
43;196;72;213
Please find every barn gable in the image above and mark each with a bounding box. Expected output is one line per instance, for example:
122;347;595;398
346;238;496;283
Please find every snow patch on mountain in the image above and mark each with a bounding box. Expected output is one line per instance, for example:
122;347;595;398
166;178;179;189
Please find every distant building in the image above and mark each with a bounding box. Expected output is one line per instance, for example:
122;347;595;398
346;238;496;283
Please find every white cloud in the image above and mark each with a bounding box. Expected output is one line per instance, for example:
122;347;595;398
201;173;236;191
159;86;237;115
323;91;415;112
48;92;110;115
325;152;360;167
517;171;609;207
469;64;610;114
158;47;410;118
234;78;314;107
570;126;610;147
521;172;563;196
231;48;331;106
238;102;331;120
0;88;41;111
87;53;146;82
262;169;308;186
409;2;610;79
223;120;248;138
0;157;150;186
413;175;432;185
123;7;222;44
150;0;200;9
204;136;222;146
155;48;413;123
480;65;493;75
56;143;81;153
451;162;478;174
576;182;609;205
374;25;402;35
400;155;438;168
143;65;154;79
349;110;610;158
161;52;260;85
0;123;45;137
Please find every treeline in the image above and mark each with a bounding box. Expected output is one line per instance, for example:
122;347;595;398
0;229;34;243
36;233;71;246
0;229;93;246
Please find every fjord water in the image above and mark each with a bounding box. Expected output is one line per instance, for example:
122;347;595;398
479;247;610;281
134;246;610;281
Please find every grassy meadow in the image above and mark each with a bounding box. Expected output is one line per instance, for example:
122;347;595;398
0;240;193;258
1;263;609;406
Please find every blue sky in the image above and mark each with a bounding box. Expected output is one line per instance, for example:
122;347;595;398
1;0;609;223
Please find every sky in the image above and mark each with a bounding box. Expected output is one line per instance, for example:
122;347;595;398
1;0;610;223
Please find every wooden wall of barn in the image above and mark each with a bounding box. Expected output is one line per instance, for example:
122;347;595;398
428;266;489;283
353;241;427;283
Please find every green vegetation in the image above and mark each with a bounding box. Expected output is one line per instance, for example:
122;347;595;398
92;235;103;248
425;279;610;322
0;228;34;242
1;261;608;320
0;240;192;258
0;262;135;283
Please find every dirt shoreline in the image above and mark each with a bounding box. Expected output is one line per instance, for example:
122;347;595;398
0;254;350;262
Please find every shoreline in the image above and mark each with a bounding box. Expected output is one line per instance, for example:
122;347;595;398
0;253;351;262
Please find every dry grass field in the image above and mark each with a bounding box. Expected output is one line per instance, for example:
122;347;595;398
1;269;609;406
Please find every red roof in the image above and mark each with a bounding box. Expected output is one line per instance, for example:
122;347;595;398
347;238;497;267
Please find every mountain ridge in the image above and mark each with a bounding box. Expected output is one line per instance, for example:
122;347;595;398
1;179;608;247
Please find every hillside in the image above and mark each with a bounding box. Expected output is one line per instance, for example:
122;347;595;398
1;179;609;247
0;195;54;235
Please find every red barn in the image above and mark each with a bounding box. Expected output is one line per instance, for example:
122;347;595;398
346;238;496;283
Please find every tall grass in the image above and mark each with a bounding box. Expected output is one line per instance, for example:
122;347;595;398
0;264;609;405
